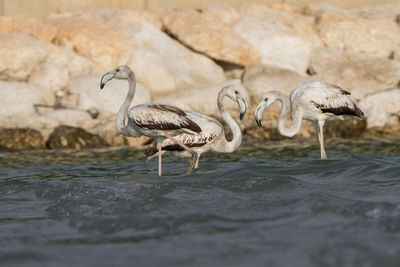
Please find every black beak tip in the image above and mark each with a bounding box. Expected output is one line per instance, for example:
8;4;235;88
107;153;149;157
100;83;104;89
256;119;262;128
240;113;245;120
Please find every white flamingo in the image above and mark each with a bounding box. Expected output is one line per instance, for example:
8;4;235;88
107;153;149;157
254;81;364;159
100;65;202;176
145;85;248;169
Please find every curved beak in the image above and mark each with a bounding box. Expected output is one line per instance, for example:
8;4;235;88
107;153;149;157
100;71;115;89
254;101;267;127
236;93;248;120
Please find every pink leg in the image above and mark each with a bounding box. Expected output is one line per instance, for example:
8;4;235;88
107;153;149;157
158;144;162;176
164;132;198;174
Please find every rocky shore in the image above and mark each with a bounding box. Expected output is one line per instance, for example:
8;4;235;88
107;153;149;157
1;2;400;150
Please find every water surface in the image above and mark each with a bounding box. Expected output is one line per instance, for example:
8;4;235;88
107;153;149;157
1;139;400;267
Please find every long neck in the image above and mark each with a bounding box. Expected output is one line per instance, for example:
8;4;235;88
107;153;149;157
216;91;242;152
276;94;302;138
116;71;136;135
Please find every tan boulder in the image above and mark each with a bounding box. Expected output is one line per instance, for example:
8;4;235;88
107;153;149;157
304;4;361;27
120;21;227;95
269;3;303;14
28;45;94;92
0;81;51;123
239;3;321;48
0;32;48;81
159;9;260;66
359;87;400;128
309;47;400;99
354;4;400;20
47;12;131;73
0;15;56;42
0;32;93;92
197;2;241;26
28;62;69;93
83;8;162;29
320;19;400;58
233;17;312;74
46;45;94;78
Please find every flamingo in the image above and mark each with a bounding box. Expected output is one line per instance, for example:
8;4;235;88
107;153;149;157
100;65;202;176
144;85;248;169
254;81;364;159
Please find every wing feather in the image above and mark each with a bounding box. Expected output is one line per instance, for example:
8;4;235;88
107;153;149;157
128;104;201;133
301;82;364;118
144;111;222;157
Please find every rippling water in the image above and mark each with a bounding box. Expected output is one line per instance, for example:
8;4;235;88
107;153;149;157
1;138;400;267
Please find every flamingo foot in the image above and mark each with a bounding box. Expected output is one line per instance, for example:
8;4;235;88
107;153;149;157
186;152;198;174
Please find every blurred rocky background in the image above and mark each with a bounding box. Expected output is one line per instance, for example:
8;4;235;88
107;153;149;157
1;0;400;150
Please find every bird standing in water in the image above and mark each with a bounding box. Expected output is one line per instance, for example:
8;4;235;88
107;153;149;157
254;81;364;159
100;65;202;175
145;85;248;169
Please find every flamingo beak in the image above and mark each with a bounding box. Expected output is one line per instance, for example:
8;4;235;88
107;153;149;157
254;100;267;127
236;93;248;120
100;72;115;89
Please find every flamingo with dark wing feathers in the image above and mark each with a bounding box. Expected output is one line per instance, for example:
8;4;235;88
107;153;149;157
100;65;202;176
254;81;364;159
144;85;248;169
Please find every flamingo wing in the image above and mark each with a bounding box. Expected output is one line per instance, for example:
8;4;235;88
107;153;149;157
128;104;202;133
144;112;222;157
301;82;364;118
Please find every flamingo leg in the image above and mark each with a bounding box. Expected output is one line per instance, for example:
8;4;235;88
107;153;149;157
318;121;327;159
163;132;198;174
158;144;162;176
194;155;200;169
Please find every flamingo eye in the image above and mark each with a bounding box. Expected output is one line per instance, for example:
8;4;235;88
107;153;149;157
235;90;239;94
264;97;268;101
116;68;120;72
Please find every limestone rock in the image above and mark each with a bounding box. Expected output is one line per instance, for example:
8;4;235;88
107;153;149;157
320;19;400;58
65;74;151;117
308;47;400;99
0;32;93;92
239;3;321;48
159;9;260;66
47;12;131;73
0;32;49;81
0;15;57;42
354;4;400;20
304;4;361;27
46;125;107;149
28;62;69;92
45;45;94;78
84;8;162;29
42;109;93;128
0;128;45;150
197;3;241;26
120;21;227;95
0;81;51;123
233;17;311;74
269;3;303;14
358;87;400;128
